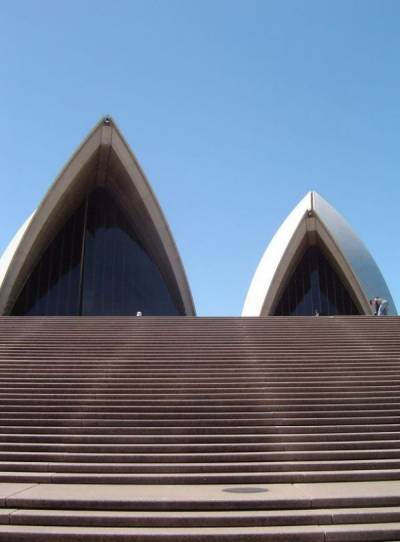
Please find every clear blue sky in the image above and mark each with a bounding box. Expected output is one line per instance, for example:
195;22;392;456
1;0;399;315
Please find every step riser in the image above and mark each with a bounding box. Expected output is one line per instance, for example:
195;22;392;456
0;425;398;435
2;471;400;484
0;461;400;479
6;508;400;528
7;493;400;511
2;441;400;452
4;450;400;461
0;420;399;428
3;433;400;443
1;409;400;418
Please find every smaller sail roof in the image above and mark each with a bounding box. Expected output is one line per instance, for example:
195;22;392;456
242;191;396;316
0;117;195;316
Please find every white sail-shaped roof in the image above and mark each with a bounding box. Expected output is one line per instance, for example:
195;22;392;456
242;191;396;316
0;117;195;316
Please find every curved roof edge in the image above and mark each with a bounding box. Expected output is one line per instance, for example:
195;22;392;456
0;117;196;316
242;191;396;316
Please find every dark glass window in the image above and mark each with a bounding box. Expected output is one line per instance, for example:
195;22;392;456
11;188;179;316
81;188;178;316
274;245;360;316
12;205;85;316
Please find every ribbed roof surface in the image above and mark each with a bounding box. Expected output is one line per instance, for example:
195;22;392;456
0;316;400;540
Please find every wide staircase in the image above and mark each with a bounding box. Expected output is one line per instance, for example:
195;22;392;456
0;316;399;540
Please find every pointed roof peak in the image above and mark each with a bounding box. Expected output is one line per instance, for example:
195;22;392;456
304;190;322;212
303;191;335;214
90;116;117;137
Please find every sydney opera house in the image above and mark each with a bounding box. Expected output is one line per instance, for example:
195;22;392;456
0;118;195;318
0;117;395;318
0;118;399;541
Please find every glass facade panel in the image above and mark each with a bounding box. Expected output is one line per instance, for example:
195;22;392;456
274;245;360;316
11;188;179;316
12;205;85;316
81;188;179;316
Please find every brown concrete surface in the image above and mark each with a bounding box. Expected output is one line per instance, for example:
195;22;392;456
0;316;400;540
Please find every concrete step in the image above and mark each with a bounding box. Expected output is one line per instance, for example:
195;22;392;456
2;396;400;405
4;480;400;511
0;524;328;541
27;395;386;404
3;458;400;473
1;391;400;400
2;522;400;541
3;440;400;453
3;374;400;382
1;424;400;435
4;408;400;419
2;416;400;427
2;432;400;444
4;380;400;389
5;505;400;528
4;469;400;484
0;406;399;418
4;449;400;463
0;523;400;542
0;524;334;542
0;367;398;374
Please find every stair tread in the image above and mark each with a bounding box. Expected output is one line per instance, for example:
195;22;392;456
0;522;400;542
